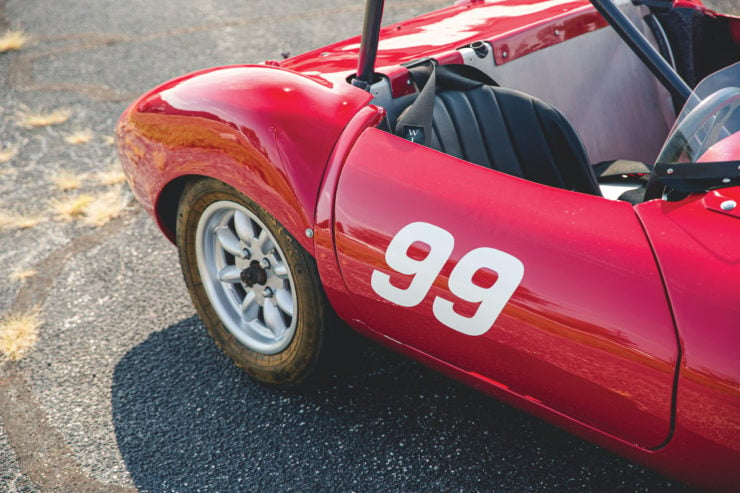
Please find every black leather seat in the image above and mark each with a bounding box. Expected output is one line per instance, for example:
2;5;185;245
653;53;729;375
428;85;602;196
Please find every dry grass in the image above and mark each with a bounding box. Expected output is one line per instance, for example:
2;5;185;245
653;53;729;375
0;144;19;164
52;170;84;191
16;108;71;129
50;194;94;221
0;30;28;53
0;307;41;361
0;211;44;230
92;165;126;186
103;135;115;146
9;269;37;281
49;187;128;226
64;129;93;145
83;186;128;226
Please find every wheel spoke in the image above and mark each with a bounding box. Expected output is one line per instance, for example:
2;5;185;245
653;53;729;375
254;228;268;253
234;210;255;245
263;299;286;337
197;199;298;356
275;289;294;317
240;290;259;320
215;226;242;257
255;228;275;254
272;262;289;279
244;320;270;339
217;265;242;283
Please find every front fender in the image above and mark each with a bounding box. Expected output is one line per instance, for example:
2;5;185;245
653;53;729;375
116;64;372;252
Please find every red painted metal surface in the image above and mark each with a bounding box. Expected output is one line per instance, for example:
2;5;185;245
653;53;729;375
698;131;740;163
115;0;740;488
490;7;607;64
731;18;740;43
116;65;371;251
282;0;610;85
330;128;678;449
314;105;387;321
635;190;740;491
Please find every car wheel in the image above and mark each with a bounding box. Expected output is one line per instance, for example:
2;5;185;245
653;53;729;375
176;178;327;387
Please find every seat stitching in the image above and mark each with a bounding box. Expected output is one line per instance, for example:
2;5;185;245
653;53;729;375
460;91;490;167
494;90;526;179
531;100;566;188
431;116;444;153
468;88;496;170
438;93;466;161
434;96;455;155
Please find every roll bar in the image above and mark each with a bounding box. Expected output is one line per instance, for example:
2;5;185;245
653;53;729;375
585;0;692;103
352;0;385;90
352;0;692;104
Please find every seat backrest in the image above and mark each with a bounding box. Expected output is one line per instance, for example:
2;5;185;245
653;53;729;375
430;84;601;196
395;64;601;196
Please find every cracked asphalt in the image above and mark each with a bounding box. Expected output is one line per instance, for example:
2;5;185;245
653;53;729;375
2;0;731;491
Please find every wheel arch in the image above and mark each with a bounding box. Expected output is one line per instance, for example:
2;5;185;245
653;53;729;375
155;174;194;243
116;64;373;253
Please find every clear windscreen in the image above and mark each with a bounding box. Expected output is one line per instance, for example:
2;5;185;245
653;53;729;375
656;62;740;164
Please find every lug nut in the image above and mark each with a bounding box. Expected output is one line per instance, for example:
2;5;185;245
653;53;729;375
263;287;274;298
260;258;271;269
242;248;251;259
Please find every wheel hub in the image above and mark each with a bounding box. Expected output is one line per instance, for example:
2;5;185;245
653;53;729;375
195;200;298;355
240;261;268;287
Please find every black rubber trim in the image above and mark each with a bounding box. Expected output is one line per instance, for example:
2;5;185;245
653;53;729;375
654;161;740;192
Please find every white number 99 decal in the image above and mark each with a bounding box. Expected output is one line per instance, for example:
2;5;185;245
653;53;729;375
371;222;524;336
370;222;453;307
433;247;523;335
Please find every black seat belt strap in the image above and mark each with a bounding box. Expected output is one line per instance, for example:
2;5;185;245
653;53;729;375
395;63;437;147
394;62;499;147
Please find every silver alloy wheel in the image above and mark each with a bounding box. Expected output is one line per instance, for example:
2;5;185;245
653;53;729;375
195;200;297;355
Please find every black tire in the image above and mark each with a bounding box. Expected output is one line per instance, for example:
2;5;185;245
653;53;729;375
176;178;327;387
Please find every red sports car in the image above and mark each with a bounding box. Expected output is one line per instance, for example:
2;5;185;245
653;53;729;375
116;0;739;489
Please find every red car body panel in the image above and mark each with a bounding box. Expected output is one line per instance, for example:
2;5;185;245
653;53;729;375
282;0;608;85
115;0;740;489
312;108;740;490
635;188;740;490
116;65;372;251
330;127;678;449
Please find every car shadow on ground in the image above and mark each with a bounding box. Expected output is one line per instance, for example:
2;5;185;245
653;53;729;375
111;316;690;492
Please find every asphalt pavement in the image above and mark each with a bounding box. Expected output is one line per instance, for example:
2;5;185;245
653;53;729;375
0;0;710;491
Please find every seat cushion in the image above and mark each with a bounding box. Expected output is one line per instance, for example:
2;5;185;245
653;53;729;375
429;85;601;196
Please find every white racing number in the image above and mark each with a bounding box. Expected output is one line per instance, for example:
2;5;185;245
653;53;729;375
371;222;524;336
370;222;453;307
